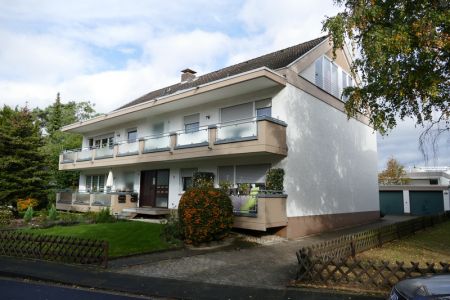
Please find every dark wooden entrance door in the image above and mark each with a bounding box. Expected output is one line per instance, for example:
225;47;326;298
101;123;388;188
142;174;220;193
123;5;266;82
140;170;156;207
139;170;169;208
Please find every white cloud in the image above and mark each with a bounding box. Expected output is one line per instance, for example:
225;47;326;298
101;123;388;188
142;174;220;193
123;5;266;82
0;30;100;83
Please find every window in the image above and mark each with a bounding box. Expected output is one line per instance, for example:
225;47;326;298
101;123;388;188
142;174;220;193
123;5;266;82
91;136;114;149
430;179;438;185
124;172;134;191
218;164;270;187
314;56;354;102
255;99;272;117
218;166;234;184
180;168;197;191
127;129;137;142
153;122;164;135
184;114;200;132
221;102;253;123
86;175;106;192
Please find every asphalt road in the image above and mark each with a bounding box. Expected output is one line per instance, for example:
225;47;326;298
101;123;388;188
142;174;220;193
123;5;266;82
0;277;155;300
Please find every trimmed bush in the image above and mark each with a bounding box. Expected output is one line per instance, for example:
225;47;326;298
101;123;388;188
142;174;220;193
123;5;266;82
178;188;233;245
48;204;58;221
23;206;34;223
192;172;215;188
0;207;13;226
265;168;285;191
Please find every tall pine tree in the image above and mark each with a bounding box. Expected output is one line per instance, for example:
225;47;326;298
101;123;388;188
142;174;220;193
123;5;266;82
0;106;50;208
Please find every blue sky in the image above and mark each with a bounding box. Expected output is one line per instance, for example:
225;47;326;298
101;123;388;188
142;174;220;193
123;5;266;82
0;0;448;169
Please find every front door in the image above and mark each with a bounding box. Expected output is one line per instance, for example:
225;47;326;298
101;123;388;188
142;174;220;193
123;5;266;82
139;170;169;208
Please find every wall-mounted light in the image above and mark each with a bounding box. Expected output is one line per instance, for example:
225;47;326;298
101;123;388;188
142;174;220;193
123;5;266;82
205;115;210;120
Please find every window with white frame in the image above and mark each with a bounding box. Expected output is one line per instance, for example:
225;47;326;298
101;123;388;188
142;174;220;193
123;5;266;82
180;168;197;191
314;56;354;101
184;114;200;132
127;129;137;142
88;135;114;149
86;174;106;192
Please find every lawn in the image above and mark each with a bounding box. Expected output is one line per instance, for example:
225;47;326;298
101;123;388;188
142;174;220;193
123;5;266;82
357;220;450;264
22;221;175;258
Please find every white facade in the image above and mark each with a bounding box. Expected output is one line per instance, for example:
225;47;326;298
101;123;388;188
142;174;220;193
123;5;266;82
272;84;379;217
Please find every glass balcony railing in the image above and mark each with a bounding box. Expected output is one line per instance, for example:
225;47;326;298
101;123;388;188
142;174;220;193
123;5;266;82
176;127;208;147
62;151;76;162
216;119;257;142
95;146;114;159
117;140;139;156
76;148;93;161
143;134;171;153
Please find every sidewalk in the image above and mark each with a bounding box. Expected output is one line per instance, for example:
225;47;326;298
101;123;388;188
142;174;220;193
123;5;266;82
112;215;415;288
0;256;381;300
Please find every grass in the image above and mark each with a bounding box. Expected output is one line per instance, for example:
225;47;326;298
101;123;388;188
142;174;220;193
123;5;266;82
22;221;175;258
357;221;450;264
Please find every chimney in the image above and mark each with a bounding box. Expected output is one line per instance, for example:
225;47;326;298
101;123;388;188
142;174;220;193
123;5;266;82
181;68;196;82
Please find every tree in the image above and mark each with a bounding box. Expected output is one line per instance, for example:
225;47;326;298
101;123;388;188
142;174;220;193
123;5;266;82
34;95;98;192
0;106;50;208
323;0;449;136
378;158;410;185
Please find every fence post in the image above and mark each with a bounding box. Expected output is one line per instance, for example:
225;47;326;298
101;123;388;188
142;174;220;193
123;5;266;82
103;241;109;268
350;239;356;257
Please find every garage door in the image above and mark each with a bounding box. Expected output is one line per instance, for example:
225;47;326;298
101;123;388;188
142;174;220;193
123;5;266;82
379;191;404;215
410;191;444;216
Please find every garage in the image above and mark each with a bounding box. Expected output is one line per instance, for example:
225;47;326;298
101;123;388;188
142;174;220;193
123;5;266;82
409;191;444;216
379;191;404;215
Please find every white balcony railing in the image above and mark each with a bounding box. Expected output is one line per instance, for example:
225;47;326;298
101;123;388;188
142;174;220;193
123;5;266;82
216;119;257;142
62;151;76;162
76;148;93;161
117;140;139;156
95;147;114;159
176;127;208;147
143;134;171;152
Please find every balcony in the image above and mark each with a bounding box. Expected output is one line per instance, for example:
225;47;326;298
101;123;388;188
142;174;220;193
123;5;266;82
231;191;288;231
59;116;287;170
56;191;138;214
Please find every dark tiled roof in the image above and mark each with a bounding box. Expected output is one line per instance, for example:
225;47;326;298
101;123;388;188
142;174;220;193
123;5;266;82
116;35;328;110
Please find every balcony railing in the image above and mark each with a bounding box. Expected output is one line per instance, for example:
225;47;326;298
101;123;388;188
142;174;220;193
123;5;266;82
60;116;287;166
117;140;139;156
143;134;171;153
95;146;114;159
216;119;257;143
175;127;209;148
76;148;93;162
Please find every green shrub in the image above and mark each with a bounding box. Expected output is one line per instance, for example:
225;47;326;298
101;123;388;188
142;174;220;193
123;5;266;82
0;207;13;226
265;168;285;191
94;207;115;223
161;210;183;245
23;206;34;223
218;180;232;194
178;188;233;245
48;204;58;221
192;172;215;188
59;212;80;223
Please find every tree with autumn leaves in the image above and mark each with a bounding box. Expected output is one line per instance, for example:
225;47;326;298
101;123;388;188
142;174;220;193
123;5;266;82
378;158;410;185
324;0;449;155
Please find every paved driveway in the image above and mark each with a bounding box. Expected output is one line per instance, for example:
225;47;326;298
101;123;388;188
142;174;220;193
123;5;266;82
112;215;415;288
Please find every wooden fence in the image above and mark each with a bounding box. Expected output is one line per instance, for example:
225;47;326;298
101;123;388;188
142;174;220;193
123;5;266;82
0;231;108;267
296;213;450;288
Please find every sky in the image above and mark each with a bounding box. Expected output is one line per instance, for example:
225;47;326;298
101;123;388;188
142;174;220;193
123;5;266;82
0;0;448;170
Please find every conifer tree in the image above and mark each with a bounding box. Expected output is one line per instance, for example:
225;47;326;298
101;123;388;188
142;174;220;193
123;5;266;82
0;106;50;207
